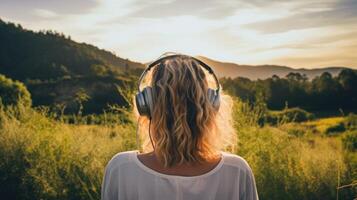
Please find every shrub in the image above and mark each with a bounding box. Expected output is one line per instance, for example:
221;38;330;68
275;123;309;137
342;131;357;151
61;113;131;125
325;122;346;136
265;107;315;125
345;113;357;130
324;114;357;136
0;74;32;107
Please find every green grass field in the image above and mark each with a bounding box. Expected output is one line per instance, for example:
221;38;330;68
0;101;355;200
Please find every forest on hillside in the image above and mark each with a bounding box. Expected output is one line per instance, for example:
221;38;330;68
1;19;356;116
221;70;357;114
0;19;144;114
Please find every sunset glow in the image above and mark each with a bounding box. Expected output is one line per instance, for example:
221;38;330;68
1;0;356;68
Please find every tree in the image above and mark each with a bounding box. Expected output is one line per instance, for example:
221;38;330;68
338;69;357;91
0;74;31;107
286;72;307;82
74;88;90;116
337;69;357;110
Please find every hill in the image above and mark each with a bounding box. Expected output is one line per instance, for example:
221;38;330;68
0;18;354;114
0;19;144;80
197;56;350;80
0;19;145;114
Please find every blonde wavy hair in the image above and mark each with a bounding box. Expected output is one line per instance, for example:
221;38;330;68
133;54;236;167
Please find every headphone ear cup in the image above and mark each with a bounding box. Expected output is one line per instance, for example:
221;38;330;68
207;88;215;103
142;87;154;118
213;91;220;111
135;91;148;116
207;88;220;111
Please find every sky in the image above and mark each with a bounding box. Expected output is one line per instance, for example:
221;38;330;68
1;0;357;69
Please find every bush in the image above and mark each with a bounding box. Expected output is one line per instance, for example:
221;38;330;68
345;113;357;130
324;114;357;136
275;123;310;137
61;113;132;125
325;122;346;135
265;107;315;125
342;131;357;151
0;74;31;107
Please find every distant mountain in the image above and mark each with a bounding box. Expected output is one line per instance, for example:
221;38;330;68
0;19;145;113
197;56;351;80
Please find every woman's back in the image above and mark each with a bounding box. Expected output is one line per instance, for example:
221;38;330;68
101;151;258;200
101;54;258;199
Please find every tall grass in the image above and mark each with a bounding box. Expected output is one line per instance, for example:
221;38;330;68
0;103;136;200
0;100;355;199
233;99;354;199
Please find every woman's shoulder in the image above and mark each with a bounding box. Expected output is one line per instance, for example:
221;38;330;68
221;151;253;173
104;150;137;171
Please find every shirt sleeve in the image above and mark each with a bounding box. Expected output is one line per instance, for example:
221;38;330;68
101;163;119;200
240;168;259;200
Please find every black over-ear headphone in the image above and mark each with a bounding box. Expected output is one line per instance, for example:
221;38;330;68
135;54;221;119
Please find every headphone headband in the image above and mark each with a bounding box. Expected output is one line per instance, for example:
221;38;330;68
137;54;220;92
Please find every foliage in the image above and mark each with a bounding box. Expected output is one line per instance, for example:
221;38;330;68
0;19;144;114
325;114;357;136
27;75;137;114
345;113;357;130
0;74;31;107
233;100;355;199
0;102;136;200
60;108;133;125
265;107;315;125
325;122;347;136
221;69;357;112
0;19;144;80
0;100;355;199
342;131;357;151
0;17;356;200
278;123;308;137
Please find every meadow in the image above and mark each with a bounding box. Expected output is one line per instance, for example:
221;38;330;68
0;100;355;200
1;15;356;200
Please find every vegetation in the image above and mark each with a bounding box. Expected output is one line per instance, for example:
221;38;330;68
0;19;144;114
265;107;315;125
221;70;357;113
0;19;144;80
233;99;355;199
0;74;31;107
0;99;355;200
0;102;137;200
1;18;356;115
0;18;355;200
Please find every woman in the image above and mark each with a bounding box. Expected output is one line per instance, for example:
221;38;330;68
101;53;259;200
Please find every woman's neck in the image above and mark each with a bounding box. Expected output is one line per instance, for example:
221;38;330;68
137;151;222;176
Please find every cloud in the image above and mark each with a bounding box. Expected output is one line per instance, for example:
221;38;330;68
272;54;357;68
1;0;356;68
124;0;243;19
0;0;99;21
261;30;357;50
244;0;357;33
32;9;57;19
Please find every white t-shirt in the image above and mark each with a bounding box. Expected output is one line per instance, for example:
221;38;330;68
101;150;259;200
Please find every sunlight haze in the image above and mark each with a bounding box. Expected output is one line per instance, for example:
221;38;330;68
1;0;356;68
